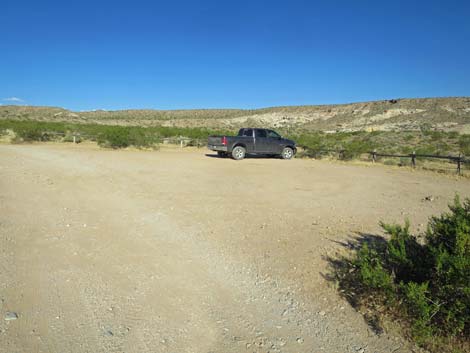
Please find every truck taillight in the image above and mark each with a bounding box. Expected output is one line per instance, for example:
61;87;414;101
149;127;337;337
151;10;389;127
221;136;227;145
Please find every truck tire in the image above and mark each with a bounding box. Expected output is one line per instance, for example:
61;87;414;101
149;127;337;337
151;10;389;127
232;146;246;160
281;147;294;160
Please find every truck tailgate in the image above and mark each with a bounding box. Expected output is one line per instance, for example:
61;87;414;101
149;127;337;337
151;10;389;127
208;136;224;146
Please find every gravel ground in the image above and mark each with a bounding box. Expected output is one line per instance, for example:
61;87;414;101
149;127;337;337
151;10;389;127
1;143;469;353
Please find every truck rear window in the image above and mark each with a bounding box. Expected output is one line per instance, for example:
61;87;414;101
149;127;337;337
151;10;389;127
241;129;253;137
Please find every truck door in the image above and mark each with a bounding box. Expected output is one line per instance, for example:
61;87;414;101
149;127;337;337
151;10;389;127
241;128;255;153
266;130;283;153
254;129;270;153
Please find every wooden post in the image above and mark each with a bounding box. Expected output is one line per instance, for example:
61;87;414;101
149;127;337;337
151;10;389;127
73;135;76;144
457;154;461;175
411;151;416;168
180;139;183;148
372;150;377;163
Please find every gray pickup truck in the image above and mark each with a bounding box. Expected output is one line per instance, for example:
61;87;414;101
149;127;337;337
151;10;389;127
207;128;297;160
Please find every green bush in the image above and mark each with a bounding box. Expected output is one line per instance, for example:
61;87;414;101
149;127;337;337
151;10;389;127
97;126;159;148
349;197;470;350
14;123;47;141
0;120;231;148
459;135;470;156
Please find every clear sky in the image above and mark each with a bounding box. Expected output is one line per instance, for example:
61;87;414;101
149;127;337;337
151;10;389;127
1;0;469;111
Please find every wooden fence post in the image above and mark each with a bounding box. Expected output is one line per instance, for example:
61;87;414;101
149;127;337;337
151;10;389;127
411;151;416;168
339;150;345;160
457;154;461;175
372;149;377;163
73;135;76;144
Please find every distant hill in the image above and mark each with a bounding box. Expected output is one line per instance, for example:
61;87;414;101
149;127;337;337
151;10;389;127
1;97;469;133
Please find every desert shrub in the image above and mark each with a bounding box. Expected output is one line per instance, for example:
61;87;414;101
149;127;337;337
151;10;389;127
97;127;130;148
0;120;231;148
340;140;374;160
97;126;159;148
62;132;82;143
383;159;398;166
404;133;415;142
414;145;438;155
345;196;470;350
13;122;48;141
399;157;411;166
459;135;470;156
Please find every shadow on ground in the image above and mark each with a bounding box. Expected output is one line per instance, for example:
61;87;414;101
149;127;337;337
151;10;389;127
322;232;388;335
205;153;281;159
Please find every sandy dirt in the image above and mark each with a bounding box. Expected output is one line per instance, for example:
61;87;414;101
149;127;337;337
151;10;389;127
1;143;469;353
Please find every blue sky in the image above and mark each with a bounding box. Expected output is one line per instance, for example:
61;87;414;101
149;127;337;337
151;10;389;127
1;0;469;111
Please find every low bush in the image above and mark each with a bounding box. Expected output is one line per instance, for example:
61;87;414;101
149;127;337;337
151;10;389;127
0;120;231;149
96;126;160;149
336;197;470;351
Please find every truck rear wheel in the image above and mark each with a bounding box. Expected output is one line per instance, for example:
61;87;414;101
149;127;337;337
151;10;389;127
281;147;294;160
232;146;246;160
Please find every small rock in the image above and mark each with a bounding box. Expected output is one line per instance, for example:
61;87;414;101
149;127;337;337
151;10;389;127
423;196;434;202
4;312;18;321
319;311;326;316
104;329;113;337
296;337;304;344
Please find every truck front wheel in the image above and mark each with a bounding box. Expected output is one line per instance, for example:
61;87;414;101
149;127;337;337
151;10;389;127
281;147;294;160
232;146;246;160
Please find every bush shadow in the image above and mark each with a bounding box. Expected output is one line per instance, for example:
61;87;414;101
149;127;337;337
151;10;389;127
322;232;388;334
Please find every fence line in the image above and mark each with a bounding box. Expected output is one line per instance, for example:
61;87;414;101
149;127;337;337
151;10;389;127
39;131;207;148
301;146;469;175
34;131;470;174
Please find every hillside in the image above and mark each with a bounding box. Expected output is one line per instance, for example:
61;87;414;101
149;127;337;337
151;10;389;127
1;97;470;133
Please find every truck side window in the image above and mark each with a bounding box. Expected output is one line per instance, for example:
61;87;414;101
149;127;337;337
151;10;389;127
255;129;267;138
267;130;281;138
243;129;253;137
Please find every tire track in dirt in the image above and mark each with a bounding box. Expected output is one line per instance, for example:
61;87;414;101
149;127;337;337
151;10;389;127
2;144;469;352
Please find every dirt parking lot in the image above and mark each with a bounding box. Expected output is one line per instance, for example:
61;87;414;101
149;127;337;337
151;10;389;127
1;143;469;353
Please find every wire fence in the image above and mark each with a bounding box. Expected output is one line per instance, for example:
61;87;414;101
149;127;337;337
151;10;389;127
301;147;469;175
39;131;207;148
